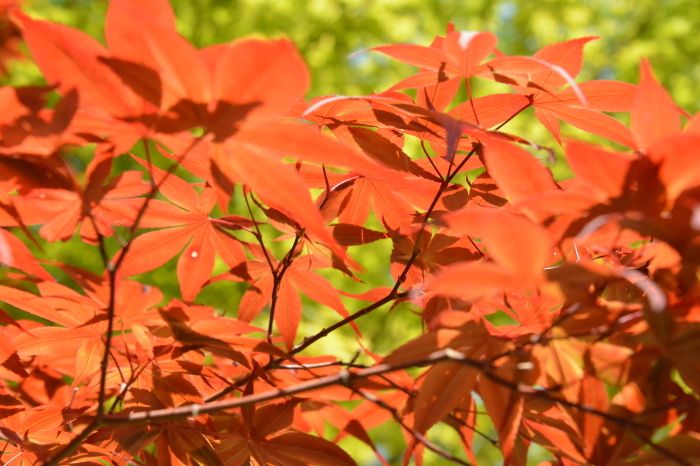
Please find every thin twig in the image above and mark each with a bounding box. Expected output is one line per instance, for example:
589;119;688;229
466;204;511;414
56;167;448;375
421;140;443;180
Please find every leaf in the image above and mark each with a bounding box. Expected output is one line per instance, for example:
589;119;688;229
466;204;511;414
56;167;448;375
529;37;598;94
210;39;308;128
623;434;700;466
631;59;681;150
369;44;451;72
565;140;635;199
536;103;636;148
332;224;387;246
343;126;438;180
15;11;133;117
383;322;489;366
540;80;637;111
0;286;62;323
106;0;210;115
263;432;358;466
655;133;700;208
234;121;390;177
251;400;298;438
212;141;346;260
447;94;530;128
479;375;525;464
117;158;246;301
415;76;461;113
0;229;52;280
480;136;557;220
13;326;97;357
444;208;552;278
274;278;302;351
330;175;420;231
413;360;478;434
467;170;508;208
441;31;498;78
427;261;517;301
287;267;354;326
521;404;587;464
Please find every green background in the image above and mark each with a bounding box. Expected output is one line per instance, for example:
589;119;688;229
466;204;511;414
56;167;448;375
6;0;699;464
17;0;700;112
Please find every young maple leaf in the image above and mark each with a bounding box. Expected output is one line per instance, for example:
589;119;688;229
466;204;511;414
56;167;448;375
116;158;248;301
374;31;637;147
372;28;587;95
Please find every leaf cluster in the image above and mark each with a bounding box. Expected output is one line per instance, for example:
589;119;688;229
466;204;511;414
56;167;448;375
0;1;699;465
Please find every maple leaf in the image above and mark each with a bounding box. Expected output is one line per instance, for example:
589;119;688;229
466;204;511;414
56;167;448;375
214;399;358;466
389;225;481;288
370;29;541;84
116;158;247;301
0;86;81;157
14;146;150;243
428;208;552;302
213;251;354;350
1;277;170;388
0;404;86;465
631;59;682;151
478;135;558;222
0;228;51;280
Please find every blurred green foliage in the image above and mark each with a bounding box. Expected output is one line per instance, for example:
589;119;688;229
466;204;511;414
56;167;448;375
19;0;700;112
6;1;699;464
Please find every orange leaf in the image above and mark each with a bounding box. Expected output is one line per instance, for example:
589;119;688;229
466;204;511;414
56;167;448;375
480;136;557;220
214;142;346;260
480;376;525;464
14;11;132;117
655;133;700;209
631;59;681;150
414;360;478;434
565;140;635;199
541;80;637;111
530;37;597;93
427;261;516;301
369;43;451;72
264;432;358;466
209;38;308;136
538;103;636;148
441;31;498;77
274;278;302;351
448;94;530;128
444;208;552;279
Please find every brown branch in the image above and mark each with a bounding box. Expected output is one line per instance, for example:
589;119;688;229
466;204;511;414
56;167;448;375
102;347;657;434
104;348;464;423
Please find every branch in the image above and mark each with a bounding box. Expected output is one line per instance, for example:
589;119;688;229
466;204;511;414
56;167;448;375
104;348;466;423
